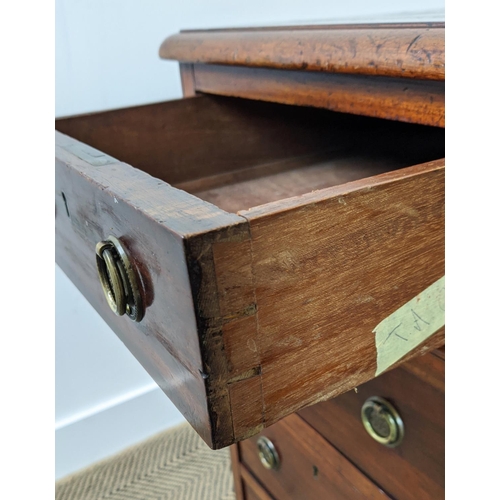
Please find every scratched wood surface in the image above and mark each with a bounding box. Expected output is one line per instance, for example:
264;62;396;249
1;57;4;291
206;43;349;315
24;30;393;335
160;25;444;80
239;160;445;428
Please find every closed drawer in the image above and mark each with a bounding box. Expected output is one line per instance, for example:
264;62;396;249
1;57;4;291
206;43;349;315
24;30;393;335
239;465;273;500
239;413;389;499
242;479;270;500
55;94;444;449
299;351;445;500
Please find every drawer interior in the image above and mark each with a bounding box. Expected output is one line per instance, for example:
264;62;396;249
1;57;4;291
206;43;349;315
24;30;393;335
56;95;444;214
56;94;444;450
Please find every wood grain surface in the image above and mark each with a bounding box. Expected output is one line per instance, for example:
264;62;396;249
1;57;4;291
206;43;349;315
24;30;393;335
191;117;444;213
192;64;444;127
299;352;444;500
193;156;401;213
240;159;445;428
160;25;444;80
56;95;384;186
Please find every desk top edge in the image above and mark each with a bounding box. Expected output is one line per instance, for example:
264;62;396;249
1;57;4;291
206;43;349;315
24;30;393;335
160;23;444;81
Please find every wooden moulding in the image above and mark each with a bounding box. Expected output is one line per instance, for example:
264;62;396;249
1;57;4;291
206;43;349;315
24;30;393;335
160;24;444;80
55;97;444;448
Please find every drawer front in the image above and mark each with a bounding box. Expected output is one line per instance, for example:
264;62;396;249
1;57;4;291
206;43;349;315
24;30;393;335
242;481;269;500
56;95;444;449
299;352;445;500
239;466;273;500
186;63;444;127
240;413;389;499
55;130;251;449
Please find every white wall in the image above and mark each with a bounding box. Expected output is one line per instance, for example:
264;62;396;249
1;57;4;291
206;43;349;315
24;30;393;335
55;267;186;479
55;0;444;479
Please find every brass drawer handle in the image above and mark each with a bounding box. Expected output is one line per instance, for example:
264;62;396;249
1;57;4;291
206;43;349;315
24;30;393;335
361;396;404;447
95;236;144;322
257;436;280;470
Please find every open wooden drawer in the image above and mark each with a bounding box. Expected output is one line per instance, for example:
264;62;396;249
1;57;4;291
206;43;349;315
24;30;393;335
55;94;444;449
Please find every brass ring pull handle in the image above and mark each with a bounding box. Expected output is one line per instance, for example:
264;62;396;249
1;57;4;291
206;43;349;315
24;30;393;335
361;396;404;447
95;236;144;322
96;241;126;316
256;436;280;470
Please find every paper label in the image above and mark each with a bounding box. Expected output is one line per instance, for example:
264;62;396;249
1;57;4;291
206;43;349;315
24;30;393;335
374;276;445;375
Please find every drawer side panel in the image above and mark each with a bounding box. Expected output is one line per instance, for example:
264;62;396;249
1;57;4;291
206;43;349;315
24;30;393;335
241;160;445;428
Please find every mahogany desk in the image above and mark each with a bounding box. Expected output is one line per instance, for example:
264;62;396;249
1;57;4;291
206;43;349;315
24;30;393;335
55;22;444;499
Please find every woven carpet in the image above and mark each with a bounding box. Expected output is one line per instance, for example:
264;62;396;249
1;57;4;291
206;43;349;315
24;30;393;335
55;423;235;500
